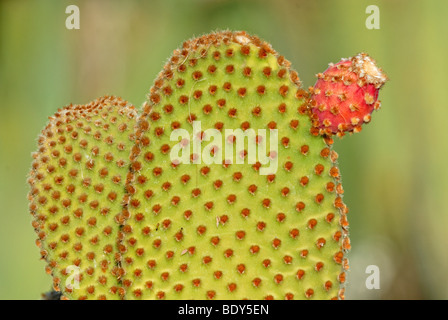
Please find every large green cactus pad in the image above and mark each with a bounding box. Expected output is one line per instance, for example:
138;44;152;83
121;31;349;300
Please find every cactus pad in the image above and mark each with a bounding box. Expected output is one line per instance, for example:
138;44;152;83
122;31;350;300
28;31;387;300
28;96;137;300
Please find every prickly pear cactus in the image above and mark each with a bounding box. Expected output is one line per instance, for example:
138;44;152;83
28;96;137;300
28;31;387;300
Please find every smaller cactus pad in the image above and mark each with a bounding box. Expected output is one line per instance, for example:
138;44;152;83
28;96;137;300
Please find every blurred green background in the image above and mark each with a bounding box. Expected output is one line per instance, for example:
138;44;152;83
1;0;447;300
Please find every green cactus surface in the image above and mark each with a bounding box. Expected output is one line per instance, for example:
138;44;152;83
121;31;349;300
24;30;381;300
28;96;137;300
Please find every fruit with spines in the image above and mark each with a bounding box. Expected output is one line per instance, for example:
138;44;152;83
309;53;388;137
28;96;137;300
122;31;350;300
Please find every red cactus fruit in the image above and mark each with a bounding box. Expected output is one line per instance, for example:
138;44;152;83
309;53;388;137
